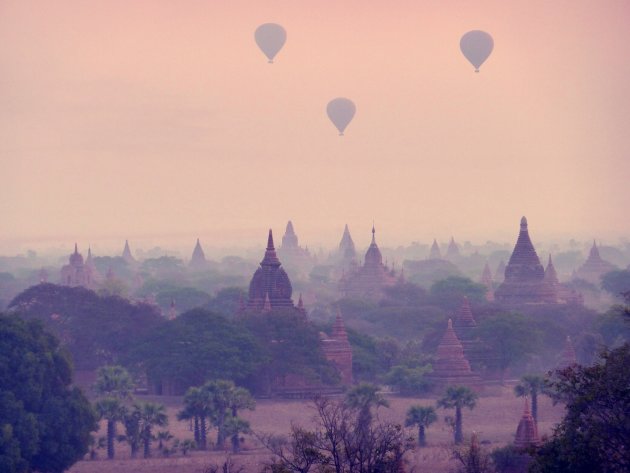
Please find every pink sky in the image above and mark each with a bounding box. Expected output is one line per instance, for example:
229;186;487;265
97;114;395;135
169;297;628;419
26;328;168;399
1;0;629;252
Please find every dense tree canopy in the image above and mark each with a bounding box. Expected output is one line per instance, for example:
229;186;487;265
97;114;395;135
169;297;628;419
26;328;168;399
0;315;97;473
8;284;163;369
531;344;630;473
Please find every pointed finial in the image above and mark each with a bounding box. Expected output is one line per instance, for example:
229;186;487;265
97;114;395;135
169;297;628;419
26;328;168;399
520;216;528;230
267;229;275;250
447;318;453;329
371;223;376;244
74;243;78;253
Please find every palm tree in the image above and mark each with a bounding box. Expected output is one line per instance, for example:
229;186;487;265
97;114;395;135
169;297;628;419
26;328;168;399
405;405;437;447
227;386;255;452
93;365;134;399
344;383;389;429
514;374;549;424
95;398;126;459
137;401;168;458
121;406;142;458
178;386;211;450
156;430;173;451
436;385;478;444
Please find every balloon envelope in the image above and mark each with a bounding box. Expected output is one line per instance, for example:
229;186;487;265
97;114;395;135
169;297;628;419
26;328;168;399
460;30;494;72
326;98;356;136
255;23;286;63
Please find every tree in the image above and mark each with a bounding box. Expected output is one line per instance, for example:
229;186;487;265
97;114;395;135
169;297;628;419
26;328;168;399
178;386;212;450
405;405;437;447
531;344;630;473
94;398;126;460
437;385;478;444
93;365;134;459
452;433;492;473
137;401;168;458
477;313;540;383
601;270;630;300
120;406;142;458
0;314;97;473
203;380;255;449
513;375;550;424
261;396;411;473
344;383;389;430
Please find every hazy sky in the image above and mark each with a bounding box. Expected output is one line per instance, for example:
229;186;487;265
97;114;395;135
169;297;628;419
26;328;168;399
1;0;629;253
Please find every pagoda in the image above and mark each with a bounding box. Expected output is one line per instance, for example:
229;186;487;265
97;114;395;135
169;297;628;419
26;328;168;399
427;319;481;390
339;226;397;301
246;230;296;311
574;241;617;284
480;262;495;301
60;244;95;288
557;336;578;369
338;224;357;265
277;221;313;277
122;240;136;264
189;238;207;269
446;237;461;260
514;399;540;448
540;255;559;303
320;310;353;385
495;217;548;305
452;297;485;372
428;239;442;260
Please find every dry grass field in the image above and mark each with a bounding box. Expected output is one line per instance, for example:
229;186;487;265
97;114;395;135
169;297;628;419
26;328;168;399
69;384;564;473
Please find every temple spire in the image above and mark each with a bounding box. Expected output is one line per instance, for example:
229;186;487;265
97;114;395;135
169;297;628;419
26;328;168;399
332;309;349;342
262;292;272;312
297;293;306;316
514;397;540;448
261;229;281;266
371;223;376;244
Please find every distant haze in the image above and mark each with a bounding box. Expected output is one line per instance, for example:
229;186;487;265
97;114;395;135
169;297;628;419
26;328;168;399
1;0;629;254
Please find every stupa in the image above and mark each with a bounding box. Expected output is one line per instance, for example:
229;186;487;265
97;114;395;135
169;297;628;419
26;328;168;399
189;238;207;269
427;319;481;390
340;226;398;301
122;240;136;264
540;255;559;303
429;239;442;259
514;399;539;448
337;224;357;265
246;230;296;311
574;241;617;284
320;310;353;385
495;217;549;305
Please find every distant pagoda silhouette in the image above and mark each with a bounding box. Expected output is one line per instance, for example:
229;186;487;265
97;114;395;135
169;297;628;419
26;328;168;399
189;238;207;269
574;241;616;284
514;399;540;448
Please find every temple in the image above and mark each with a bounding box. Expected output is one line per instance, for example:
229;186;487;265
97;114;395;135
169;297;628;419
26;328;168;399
446;237;461;260
60;244;96;288
320;310;353;385
122;240;136;264
514;399;540;448
337;224;357;267
427;319;481;391
277;221;313;278
574;241;617;284
557;335;578;369
495;217;552;305
189;238;207;269
480;262;495;301
429;239;442;259
339;226;398;300
247;230;296;311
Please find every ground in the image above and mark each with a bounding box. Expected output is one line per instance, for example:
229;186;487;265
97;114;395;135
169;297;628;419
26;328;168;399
70;384;563;473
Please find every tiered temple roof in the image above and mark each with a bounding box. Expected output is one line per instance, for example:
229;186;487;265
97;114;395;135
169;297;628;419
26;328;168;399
557;335;578;369
60;244;96;288
190;238;207;269
427;319;481;390
339;226;397;301
574;241;617;284
514;399;540;448
429;239;442;259
247;230;296;311
495;217;550;305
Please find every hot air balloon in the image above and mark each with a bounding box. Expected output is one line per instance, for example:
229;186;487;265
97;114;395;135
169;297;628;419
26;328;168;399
254;23;286;63
326;98;356;136
460;30;494;72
